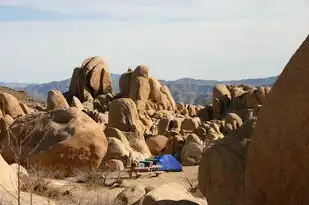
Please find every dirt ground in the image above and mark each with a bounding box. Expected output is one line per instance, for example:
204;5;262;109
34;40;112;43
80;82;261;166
40;166;206;205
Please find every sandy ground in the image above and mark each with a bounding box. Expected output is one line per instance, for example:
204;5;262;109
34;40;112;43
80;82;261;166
42;166;206;205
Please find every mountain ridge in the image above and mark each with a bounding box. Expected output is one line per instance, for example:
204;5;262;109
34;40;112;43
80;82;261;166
0;74;278;105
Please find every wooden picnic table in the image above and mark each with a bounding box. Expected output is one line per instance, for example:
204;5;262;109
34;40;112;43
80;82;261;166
125;165;163;178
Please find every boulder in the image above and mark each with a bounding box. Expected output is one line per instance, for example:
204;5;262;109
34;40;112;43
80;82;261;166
0;154;19;191
221;113;243;135
181;118;199;131
0;191;56;205
104;127;151;162
207;121;224;141
245;35;309;205
4;114;14;127
139;183;207;205
69;56;113;102
163;134;185;155
181;134;203;166
146;135;168;155
119;70;133;98
114;184;146;205
213;84;231;120
129;77;151;101
1;108;108;176
132;65;149;78
71;96;84;111
161;85;176;111
46;90;69;111
0;93;24;118
108;98;143;132
157;117;174;135
104;137;130;160
199;118;256;205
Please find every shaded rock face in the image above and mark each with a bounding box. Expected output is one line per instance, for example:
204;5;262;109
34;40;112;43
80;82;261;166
0;107;108;176
245;35;309;205
198;118;256;205
181;134;203;166
69;56;113;103
119;65;176;111
212;84;231;120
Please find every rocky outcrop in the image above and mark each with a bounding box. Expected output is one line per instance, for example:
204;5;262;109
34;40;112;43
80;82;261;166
245;35;309;205
68;56;113;103
119;65;176;111
0;107;108;176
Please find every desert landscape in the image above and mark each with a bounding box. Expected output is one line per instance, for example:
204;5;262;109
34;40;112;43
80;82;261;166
0;32;308;205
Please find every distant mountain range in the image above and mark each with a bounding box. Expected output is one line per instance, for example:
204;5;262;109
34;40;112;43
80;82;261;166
0;74;278;105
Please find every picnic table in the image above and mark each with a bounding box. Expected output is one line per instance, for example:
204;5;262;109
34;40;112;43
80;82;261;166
125;158;163;178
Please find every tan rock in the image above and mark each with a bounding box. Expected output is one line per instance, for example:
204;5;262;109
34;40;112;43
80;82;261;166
19;103;34;115
71;96;84;111
181;118;199;131
0;191;56;205
213;84;231;120
1;108;108;176
108;98;142;132
146;135;168;155
69;56;113;102
47;90;69;111
140;183;207;205
119;70;133;98
129;77;151;101
181;134;203;166
0;93;24;118
199;119;256;205
0;154;18;191
4;114;14;127
114;184;146;205
245;35;309;205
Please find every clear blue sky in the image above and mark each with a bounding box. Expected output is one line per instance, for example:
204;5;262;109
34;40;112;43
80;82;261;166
0;0;308;83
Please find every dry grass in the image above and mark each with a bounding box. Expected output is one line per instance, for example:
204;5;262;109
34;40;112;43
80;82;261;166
74;168;125;190
20;176;74;199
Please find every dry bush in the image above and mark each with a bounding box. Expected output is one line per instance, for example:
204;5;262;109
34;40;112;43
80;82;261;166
182;173;198;193
74;166;125;190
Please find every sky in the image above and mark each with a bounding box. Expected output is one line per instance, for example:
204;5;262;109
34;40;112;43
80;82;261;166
0;0;308;83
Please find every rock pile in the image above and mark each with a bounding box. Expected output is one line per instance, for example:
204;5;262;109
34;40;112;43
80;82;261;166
1;55;273;173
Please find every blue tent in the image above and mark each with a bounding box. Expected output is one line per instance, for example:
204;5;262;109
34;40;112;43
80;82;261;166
155;154;183;172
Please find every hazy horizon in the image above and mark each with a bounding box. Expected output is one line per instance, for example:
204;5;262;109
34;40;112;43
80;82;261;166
0;0;308;83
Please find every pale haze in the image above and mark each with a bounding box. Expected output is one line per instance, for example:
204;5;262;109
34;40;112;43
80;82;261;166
0;0;308;83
